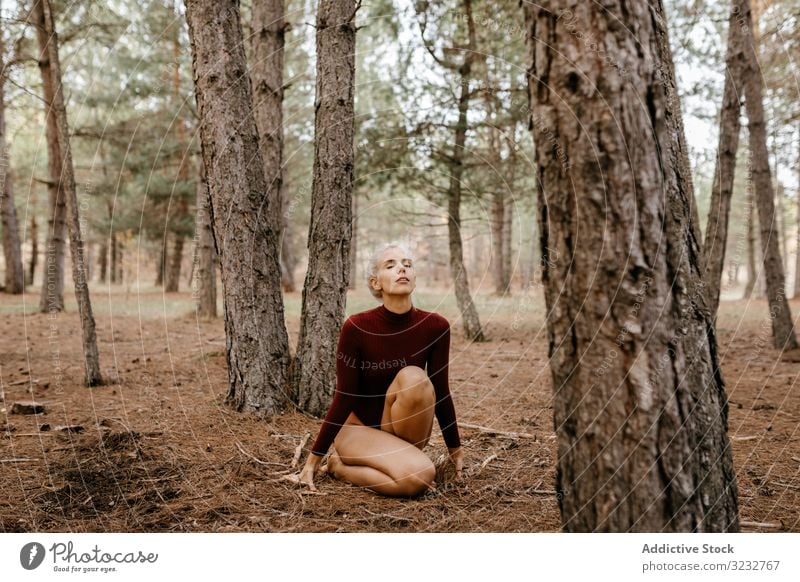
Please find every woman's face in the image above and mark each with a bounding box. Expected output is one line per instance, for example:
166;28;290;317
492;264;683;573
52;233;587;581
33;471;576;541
372;247;416;298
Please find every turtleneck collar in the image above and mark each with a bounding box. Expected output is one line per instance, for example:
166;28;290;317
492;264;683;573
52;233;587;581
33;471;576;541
378;303;415;323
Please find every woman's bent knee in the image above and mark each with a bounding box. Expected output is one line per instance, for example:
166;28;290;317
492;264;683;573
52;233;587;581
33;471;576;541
395;459;436;496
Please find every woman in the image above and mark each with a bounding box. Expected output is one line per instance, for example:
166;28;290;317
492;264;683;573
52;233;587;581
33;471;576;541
287;242;464;496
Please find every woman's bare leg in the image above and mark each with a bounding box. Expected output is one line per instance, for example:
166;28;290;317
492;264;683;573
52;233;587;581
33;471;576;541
325;366;438;496
379;365;436;450
328;424;435;497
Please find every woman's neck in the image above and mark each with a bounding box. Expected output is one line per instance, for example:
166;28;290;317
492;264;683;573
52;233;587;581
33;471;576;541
382;295;413;314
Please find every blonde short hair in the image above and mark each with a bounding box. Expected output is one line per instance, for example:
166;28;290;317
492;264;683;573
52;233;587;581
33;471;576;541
366;242;415;300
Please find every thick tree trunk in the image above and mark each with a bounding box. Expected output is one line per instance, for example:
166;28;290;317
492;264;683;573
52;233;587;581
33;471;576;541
0;62;24;293
33;0;66;312
186;0;290;414
524;0;739;532
703;2;747;318
164;232;184;292
194;155;216;318
40;0;103;386
739;0;797;350
447;0;484;341
292;0;357;415
27;214;37;285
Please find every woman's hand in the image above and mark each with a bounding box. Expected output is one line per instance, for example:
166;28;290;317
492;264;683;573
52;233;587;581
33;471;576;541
282;452;323;491
448;446;464;481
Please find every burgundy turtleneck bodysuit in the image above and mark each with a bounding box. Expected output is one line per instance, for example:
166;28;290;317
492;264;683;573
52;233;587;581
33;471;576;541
310;304;461;456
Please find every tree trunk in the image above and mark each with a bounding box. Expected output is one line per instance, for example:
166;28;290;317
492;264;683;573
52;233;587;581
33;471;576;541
27;213;37;286
0;30;24;294
98;239;107;283
743;183;757;298
115;239;123;283
155;236;166;286
250;0;295;295
794;126;800;298
491;190;506;294
110;232;118;284
194;154;216;318
447;0;484;341
279;178;297;292
186;0;290;414
165;4;189;295
348;191;358;290
33;0;67;313
703;2;747;318
524;0;739;532
292;0;357;415
739;0;797;350
40;0;103;386
502;192;513;292
165;232;184;292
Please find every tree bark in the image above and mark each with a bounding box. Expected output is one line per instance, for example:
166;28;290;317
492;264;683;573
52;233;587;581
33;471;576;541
279;178;297;292
110;232;119;284
250;0;296;294
502;193;513;290
703;1;747;318
27;213;37;285
155;235;166;286
743;183;757;298
33;0;66;312
0;22;24;294
739;0;797;350
164;232;184;292
292;0;357;415
794;125;800;297
186;0;290;414
165;6;189;295
348;191;358;290
40;0;103;386
524;0;739;532
194;154;216;318
447;0;484;340
98;239;107;283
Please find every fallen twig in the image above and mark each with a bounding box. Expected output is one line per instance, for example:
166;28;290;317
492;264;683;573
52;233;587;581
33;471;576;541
480;453;498;469
292;433;310;468
732;435;759;441
236;442;283;467
791;457;800;464
460;422;535;439
1;458;40;463
773;481;800;491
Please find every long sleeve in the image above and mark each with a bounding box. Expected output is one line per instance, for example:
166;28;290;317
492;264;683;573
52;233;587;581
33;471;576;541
427;321;461;449
310;318;361;456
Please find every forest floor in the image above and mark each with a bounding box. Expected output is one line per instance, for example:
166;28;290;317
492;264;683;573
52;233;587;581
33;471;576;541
1;286;799;532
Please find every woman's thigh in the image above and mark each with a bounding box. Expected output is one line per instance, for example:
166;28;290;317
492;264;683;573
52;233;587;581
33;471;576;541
333;422;434;483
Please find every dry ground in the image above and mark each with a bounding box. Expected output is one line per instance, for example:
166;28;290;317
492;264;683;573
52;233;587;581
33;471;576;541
1;286;798;532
